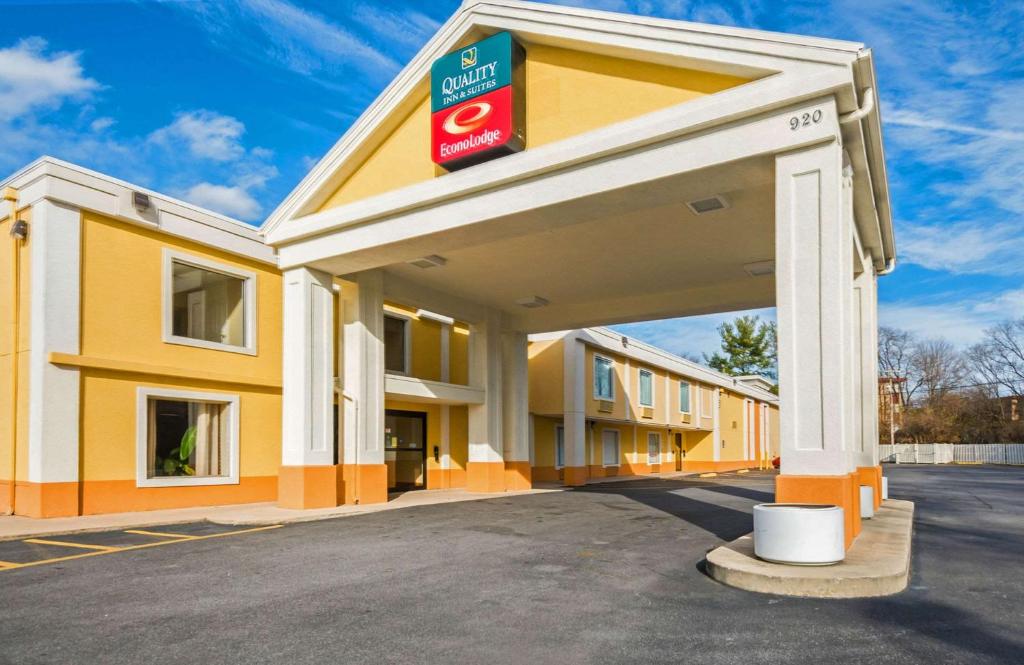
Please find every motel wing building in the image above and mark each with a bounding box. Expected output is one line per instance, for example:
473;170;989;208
1;0;892;553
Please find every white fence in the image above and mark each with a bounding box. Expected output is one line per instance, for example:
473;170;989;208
879;443;1024;465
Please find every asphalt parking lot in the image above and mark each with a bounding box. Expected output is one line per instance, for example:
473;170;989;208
2;465;1022;664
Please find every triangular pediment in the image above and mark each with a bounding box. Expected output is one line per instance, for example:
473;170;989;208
263;0;865;236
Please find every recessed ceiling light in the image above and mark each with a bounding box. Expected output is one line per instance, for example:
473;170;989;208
516;295;549;308
743;260;775;277
686;195;729;215
408;254;447;269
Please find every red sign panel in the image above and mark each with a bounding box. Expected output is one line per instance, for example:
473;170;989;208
431;86;517;167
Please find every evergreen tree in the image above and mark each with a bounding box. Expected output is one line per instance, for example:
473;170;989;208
704;315;777;382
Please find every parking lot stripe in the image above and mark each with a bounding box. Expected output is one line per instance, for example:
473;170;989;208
123;529;199;540
22;538;120;552
1;524;283;571
0;560;20;569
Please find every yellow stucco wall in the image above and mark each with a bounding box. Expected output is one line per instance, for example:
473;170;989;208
528;338;564;415
0;207;32;490
76;212;283;492
318;43;749;211
80;212;282;379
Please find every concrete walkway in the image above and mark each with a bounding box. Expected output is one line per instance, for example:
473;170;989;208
705;499;915;598
0;487;560;541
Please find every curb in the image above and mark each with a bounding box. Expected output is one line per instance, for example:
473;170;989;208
705;500;914;598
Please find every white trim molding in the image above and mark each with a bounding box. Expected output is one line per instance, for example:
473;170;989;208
135;387;241;488
161;249;258;356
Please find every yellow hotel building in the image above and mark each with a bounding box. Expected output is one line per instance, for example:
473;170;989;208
0;158;775;517
1;1;893;555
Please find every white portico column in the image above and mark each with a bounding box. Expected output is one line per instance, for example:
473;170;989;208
774;140;861;548
562;334;587;486
853;253;882;509
340;270;387;504
467;308;505;492
502;330;532;489
279;266;337;509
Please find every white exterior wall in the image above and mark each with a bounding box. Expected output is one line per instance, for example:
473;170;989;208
26;200;82;484
281;266;335;467
502;331;529;464
342;270;385;467
468;308;503;464
775;138;855;477
562;335;586;469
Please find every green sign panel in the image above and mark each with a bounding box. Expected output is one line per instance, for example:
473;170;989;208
431;32;514;113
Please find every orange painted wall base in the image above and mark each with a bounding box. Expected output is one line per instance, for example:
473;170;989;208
775;472;862;549
340;464;388;505
466;461;506;492
857;465;883;510
504;461;532;490
563;466;588;486
12;481;79;518
278;465;340;509
5;477;278;517
530;466;561;483
83;477;276;515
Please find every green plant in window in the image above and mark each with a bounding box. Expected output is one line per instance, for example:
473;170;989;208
158;426;197;476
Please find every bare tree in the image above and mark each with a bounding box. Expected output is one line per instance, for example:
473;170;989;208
968;319;1024;397
878;326;922;404
912;339;967;405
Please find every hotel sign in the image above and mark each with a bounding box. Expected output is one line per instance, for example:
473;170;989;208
430;32;525;171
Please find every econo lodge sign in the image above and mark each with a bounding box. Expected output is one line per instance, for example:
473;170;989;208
431;32;525;171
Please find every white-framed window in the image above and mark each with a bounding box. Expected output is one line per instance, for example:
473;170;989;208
593;355;615;400
554;425;565;469
647;431;661;464
601;429;620;467
638;369;654;407
162;249;257;355
384;313;412;374
679;381;691;414
136;387;240;488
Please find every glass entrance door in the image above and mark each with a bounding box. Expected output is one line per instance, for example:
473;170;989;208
384;410;427;491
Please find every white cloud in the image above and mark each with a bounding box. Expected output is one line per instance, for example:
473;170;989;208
351;5;441;51
149;110;246;162
174;0;399;81
0;37;99;121
184;182;262;220
89;116;114;132
899;220;1024;276
880;290;1024;347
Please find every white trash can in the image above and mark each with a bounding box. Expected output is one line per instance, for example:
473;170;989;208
753;504;845;565
882;476;889;500
860;485;875;519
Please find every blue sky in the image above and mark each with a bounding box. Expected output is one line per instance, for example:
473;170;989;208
2;0;1022;360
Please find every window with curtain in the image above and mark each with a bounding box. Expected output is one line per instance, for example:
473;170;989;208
147;398;228;478
594;356;614;399
679;381;691;413
171;260;247;347
639;369;654;407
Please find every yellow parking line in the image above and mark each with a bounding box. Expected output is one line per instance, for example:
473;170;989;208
23;538;120;552
124;529;199;540
0;560;21;569
2;524;283;571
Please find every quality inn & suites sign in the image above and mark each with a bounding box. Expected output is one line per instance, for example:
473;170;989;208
430;32;526;171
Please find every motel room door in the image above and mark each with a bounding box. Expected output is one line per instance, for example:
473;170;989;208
674;433;683;471
384;410;427;491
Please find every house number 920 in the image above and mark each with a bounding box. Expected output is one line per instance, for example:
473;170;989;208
790;109;823;130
